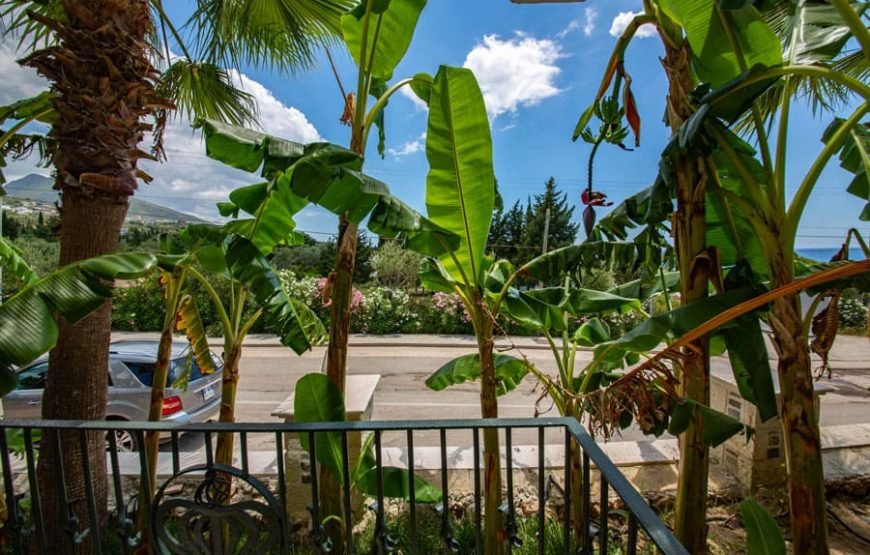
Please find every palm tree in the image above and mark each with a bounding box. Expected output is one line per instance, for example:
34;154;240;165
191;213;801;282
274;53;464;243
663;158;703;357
0;0;349;549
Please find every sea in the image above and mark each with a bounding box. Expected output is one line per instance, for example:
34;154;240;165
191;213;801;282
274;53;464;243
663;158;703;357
796;248;867;262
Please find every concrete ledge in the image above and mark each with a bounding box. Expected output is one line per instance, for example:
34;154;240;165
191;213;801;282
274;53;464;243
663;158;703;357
271;374;380;422
378;440;679;471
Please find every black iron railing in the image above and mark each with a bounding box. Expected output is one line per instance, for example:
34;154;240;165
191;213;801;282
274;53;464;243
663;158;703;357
0;418;687;554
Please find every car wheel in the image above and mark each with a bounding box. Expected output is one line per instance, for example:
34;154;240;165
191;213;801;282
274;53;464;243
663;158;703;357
105;423;137;452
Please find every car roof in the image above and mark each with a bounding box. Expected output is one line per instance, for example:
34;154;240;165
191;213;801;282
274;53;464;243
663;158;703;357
108;340;198;361
19;340;215;370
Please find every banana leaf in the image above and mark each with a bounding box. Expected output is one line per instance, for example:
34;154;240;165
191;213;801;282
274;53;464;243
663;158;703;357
424;65;495;286
658;0;781;88
0;252;158;394
341;0;427;81
426;354;530;396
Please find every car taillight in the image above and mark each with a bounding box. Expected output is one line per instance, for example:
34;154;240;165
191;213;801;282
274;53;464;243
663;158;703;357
162;395;183;416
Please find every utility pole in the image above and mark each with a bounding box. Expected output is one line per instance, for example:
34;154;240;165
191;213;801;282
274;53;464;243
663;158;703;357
541;207;550;255
539;207;550;287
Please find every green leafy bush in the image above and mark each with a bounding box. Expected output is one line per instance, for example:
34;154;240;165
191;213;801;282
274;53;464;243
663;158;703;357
838;295;868;330
370;241;422;290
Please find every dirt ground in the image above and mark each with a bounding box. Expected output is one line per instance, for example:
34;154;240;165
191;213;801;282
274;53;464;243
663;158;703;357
658;473;870;554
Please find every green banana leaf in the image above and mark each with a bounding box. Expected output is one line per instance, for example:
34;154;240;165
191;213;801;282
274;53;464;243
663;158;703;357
668;399;751;447
658;0;781;88
341;0;427;81
352;434;442;503
199;119;460;257
608;272;680;301
0;91;56;125
419;257;457;293
519;241;644;284
294;374;346;481
0;252;158;394
197;118;308;174
590;286;765;368
0;236;38;286
295;373;442;503
224;235;326;353
424;65;495;286
829;117;870;220
593;176;673;241
739;499;787;555
504;287;641;333
426;354;530;396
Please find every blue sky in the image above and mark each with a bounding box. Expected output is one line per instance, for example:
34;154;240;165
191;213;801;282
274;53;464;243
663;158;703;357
2;0;866;248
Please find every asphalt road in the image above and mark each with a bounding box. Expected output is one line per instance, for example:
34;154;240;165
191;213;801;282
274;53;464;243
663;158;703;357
222;338;870;452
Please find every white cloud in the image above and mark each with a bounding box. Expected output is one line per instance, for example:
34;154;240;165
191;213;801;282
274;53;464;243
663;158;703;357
609;11;657;39
399;86;428;112
137;70;321;220
139;70;322;220
557;7;598;39
0;38;49;105
387;132;426;157
230;71;322;143
0;33;322;222
463;34;563;120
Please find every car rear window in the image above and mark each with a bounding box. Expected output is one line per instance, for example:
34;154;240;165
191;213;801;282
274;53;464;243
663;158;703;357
125;354;219;388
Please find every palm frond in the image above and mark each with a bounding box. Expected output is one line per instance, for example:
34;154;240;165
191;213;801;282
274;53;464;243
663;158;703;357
736;1;869;134
157;59;257;125
186;0;354;74
0;0;63;52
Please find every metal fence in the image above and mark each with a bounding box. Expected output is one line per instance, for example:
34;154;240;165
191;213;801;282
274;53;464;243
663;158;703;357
0;417;687;554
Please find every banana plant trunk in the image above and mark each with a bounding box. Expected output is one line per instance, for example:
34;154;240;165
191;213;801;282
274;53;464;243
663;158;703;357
475;314;505;555
215;343;243;467
320;216;359;550
664;39;711;553
136;304;179;539
566;401;586;547
768;254;829;554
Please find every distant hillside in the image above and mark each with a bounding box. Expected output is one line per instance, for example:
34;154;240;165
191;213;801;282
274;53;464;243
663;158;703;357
2;174;207;223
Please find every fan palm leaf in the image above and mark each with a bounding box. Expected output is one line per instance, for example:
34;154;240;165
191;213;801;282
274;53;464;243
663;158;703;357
188;0;355;74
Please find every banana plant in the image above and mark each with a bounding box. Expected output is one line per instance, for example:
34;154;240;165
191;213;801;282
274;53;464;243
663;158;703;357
411;65;653;552
498;282;642;547
293;373;440;552
195;3;467;543
573;0;867;550
174;224;326;469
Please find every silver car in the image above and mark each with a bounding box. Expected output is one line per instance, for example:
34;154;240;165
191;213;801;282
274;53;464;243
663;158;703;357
4;340;223;449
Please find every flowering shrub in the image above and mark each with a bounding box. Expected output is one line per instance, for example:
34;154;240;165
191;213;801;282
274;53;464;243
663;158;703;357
354;286;417;334
113;269;638;338
838;295;868;330
278;270;363;327
414;292;475;335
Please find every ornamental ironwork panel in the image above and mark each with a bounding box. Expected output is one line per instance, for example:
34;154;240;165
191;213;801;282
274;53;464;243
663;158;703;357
151;464;285;555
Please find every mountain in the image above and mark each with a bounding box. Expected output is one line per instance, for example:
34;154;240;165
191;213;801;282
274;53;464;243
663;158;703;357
2;174;207;223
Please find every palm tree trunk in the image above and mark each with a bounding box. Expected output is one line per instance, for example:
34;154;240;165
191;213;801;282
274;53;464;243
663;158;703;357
22;1;166;549
37;191;128;551
768;256;829;554
663;39;711;554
